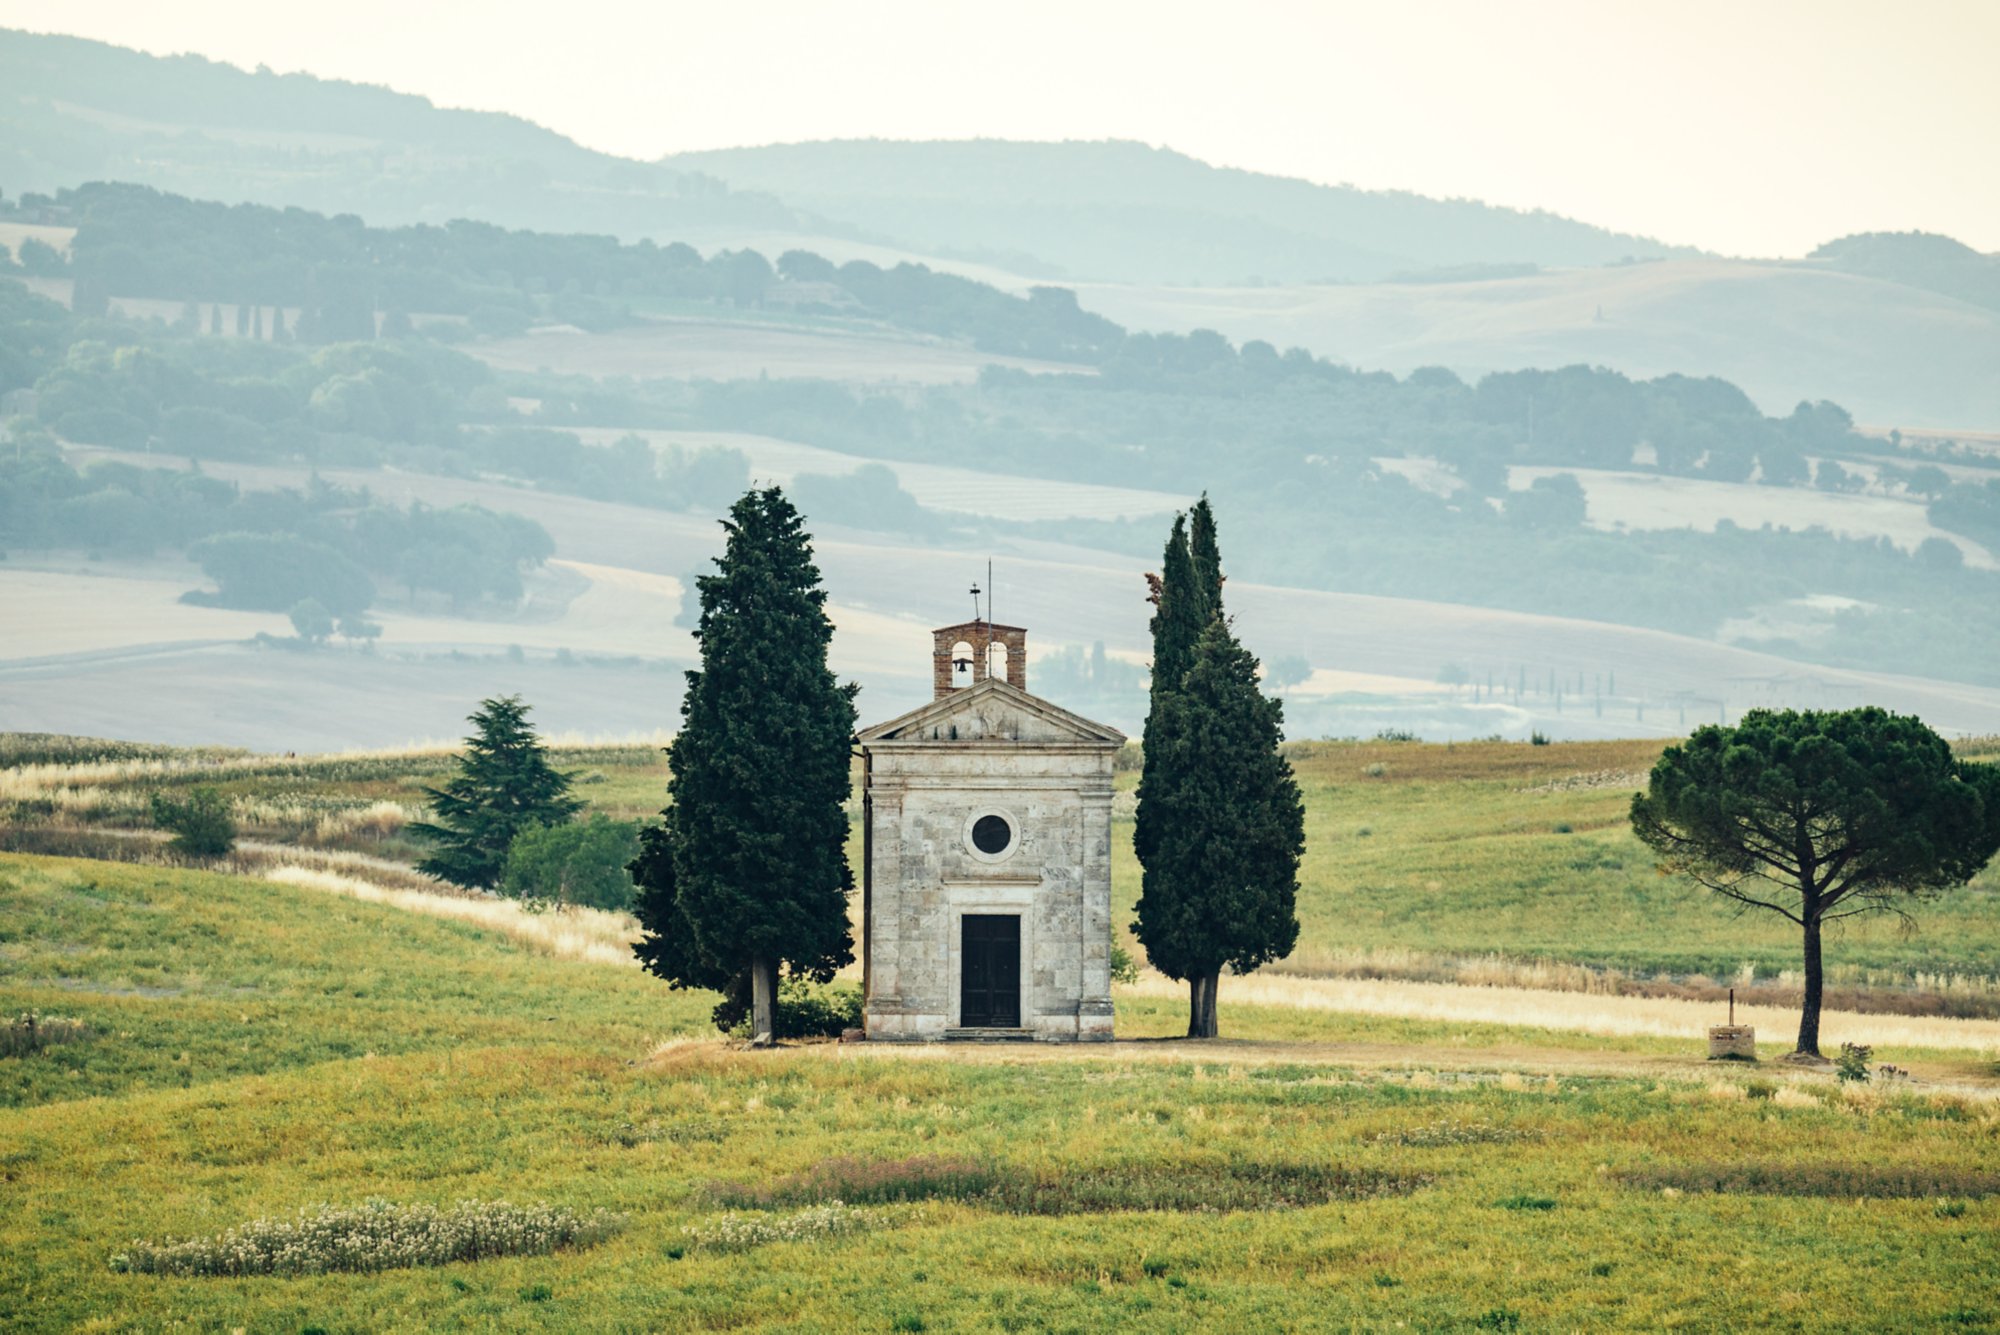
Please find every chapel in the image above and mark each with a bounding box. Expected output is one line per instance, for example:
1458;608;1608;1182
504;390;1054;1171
855;617;1124;1041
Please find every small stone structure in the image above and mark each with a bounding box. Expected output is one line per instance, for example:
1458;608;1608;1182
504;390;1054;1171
1707;1025;1757;1060
857;619;1123;1041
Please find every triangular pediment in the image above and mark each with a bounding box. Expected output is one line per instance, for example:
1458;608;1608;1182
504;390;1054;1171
859;677;1125;746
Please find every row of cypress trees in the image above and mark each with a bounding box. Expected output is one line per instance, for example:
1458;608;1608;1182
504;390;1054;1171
1133;498;1306;1038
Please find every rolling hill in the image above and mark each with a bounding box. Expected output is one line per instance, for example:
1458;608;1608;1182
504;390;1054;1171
661;137;1696;284
0;28;799;239
8;29;1999;427
1076;258;2000;427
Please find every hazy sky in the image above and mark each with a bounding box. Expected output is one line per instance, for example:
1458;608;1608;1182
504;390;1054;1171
5;0;1996;256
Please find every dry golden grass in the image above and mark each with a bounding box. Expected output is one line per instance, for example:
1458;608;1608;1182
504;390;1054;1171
261;865;640;968
1121;971;2000;1056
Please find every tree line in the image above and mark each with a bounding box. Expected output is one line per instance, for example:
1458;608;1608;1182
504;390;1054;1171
0;452;553;617
5;182;1125;360
10;229;2000;688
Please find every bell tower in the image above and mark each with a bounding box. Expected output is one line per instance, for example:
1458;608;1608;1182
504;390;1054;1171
931;621;1028;698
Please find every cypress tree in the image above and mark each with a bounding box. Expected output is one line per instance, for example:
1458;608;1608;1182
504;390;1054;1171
411;695;582;889
1134;514;1206;876
630;487;857;1041
1188;493;1224;614
1134;619;1304;1038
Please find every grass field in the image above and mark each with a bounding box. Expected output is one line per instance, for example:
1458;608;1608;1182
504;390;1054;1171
8;734;2000;1020
4;851;1998;1331
1507;465;1999;569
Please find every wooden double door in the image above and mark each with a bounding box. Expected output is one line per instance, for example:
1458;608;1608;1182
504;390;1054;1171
960;914;1021;1028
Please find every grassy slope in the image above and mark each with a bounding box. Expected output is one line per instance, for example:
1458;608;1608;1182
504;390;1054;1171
12;736;1999;989
4;853;1998;1331
1120;740;2000;986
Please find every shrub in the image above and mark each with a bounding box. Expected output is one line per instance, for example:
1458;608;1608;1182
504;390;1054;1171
1495;1195;1557;1211
713;976;863;1039
1836;1042;1873;1083
1110;942;1140;985
778;979;863;1038
2;1013;93;1058
110;1199;624;1277
150;786;235;857
500;814;641;911
1530;731;1551;746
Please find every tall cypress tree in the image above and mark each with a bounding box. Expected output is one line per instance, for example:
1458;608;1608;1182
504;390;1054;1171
1135;514;1207;877
630;487;857;1041
412;695;582;889
1188;493;1224;615
1134;619;1304;1038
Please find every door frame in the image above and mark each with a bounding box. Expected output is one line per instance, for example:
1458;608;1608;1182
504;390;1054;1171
958;912;1024;1028
947;890;1034;1029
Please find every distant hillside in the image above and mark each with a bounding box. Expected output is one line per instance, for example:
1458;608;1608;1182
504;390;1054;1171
661;139;1698;284
1078;258;2000;429
1811;231;2000;314
0;28;800;239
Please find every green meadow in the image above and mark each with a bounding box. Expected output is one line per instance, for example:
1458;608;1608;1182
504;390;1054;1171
4;852;1999;1331
10;734;2000;1001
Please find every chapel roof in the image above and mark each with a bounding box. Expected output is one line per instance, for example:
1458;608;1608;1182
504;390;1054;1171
856;675;1125;747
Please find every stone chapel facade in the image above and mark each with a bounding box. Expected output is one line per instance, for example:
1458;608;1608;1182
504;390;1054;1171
856;620;1124;1041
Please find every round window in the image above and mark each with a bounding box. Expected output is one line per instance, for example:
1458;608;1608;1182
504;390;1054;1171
970;813;1013;856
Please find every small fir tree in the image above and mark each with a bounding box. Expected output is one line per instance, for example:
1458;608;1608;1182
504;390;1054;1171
1134;619;1304;1038
411;695;581;889
630;487;857;1041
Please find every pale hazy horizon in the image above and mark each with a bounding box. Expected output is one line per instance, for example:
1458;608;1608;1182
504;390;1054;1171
2;0;1996;258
